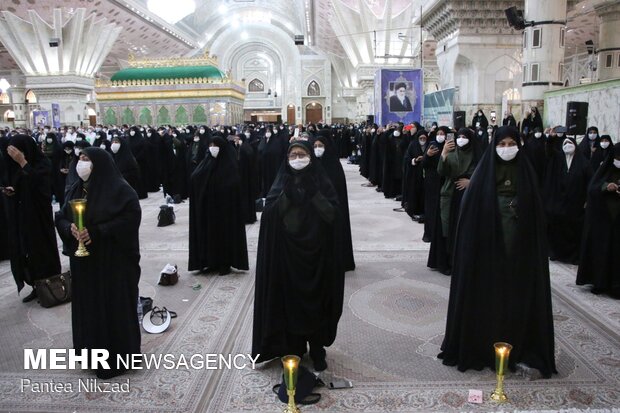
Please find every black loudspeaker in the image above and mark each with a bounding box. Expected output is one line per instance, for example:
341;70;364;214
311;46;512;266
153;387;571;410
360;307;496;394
565;101;588;135
453;111;466;130
294;35;304;45
367;115;374;124
505;7;526;30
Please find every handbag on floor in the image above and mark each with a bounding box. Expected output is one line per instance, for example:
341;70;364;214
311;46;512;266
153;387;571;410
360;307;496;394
34;271;71;308
158;264;179;286
157;205;176;227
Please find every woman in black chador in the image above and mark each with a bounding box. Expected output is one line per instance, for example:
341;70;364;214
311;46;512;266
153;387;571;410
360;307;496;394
126;126;148;199
312;130;355;271
258;126;288;197
233;133;259;224
110;136;141;196
543;137;592;264
1;135;61;302
56;147;141;379
577;142;620;298
439;126;557;378
402;129;428;219
252;141;344;371
188;136;248;275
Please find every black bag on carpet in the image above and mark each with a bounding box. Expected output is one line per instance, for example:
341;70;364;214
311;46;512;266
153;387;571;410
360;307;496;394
157;205;176;227
34;271;71;308
272;365;321;405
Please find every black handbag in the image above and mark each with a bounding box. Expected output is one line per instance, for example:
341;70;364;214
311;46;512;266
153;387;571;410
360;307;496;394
34;271;71;308
272;365;321;405
157;205;176;227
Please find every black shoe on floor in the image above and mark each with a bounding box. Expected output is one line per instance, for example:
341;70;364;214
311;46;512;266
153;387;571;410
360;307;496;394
219;266;231;276
22;288;37;303
393;207;405;212
394;195;403;202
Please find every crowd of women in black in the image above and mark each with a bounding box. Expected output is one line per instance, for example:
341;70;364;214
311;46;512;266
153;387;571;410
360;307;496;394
0;121;357;377
351;112;618;379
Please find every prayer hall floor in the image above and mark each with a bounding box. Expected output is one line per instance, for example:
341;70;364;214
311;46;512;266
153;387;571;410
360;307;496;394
0;161;619;413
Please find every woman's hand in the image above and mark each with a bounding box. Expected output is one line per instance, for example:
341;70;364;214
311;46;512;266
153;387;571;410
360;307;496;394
70;223;92;245
455;178;470;191
7;145;27;168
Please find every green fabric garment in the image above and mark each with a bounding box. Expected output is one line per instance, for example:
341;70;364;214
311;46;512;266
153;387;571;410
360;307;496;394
496;159;518;254
437;147;475;236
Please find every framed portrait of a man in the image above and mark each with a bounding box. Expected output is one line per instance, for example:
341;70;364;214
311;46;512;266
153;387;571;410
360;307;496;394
388;81;414;112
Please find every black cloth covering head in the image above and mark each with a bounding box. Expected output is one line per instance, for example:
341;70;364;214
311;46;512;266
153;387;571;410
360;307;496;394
55;147;141;379
439;125;557;377
252;141;344;362
577;143;620;297
2;135;61;292
188;136;248;272
311;130;355;271
110;137;141;195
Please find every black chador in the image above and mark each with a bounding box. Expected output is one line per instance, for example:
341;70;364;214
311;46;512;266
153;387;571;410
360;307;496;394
359;128;373;180
312;131;355;271
439;126;557;378
186;127;209;192
2;135;61;297
110;138;142;197
543;137;592;264
258;127;288;197
402;130;427;218
252;141;344;370
233;133;259;224
382;126;407;199
144;129;163;192
577;143;620;298
56;147;141;379
188;137;248;275
126;126;148;199
421;129;445;243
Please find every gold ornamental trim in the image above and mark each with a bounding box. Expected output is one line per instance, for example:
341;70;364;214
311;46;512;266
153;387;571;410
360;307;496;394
95;88;246;101
127;51;219;68
95;78;244;88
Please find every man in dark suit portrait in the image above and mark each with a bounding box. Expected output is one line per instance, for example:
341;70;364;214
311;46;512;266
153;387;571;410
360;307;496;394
389;82;413;112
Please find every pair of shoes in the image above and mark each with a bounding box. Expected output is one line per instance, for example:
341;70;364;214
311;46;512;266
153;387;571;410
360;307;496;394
22;288;37;303
218;266;231;276
393;207;405;212
375;187;383;192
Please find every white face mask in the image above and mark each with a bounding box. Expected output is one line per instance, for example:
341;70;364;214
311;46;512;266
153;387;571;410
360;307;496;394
289;157;310;170
456;137;469;147
496;146;519;161
209;146;220;158
64;148;72;154
487;129;494;135
588;133;597;140
245;132;251;138
46;138;53;143
393;131;401;137
436;135;445;144
273;129;278;134
99;144;106;149
600;141;610;149
478;131;483;136
194;136;200;142
534;132;542;138
74;148;81;157
199;129;205;134
111;142;121;153
76;137;83;141
371;129;376;134
614;159;620;169
147;133;152;137
186;129;190;134
314;147;325;158
557;133;564;138
130;131;135;136
76;160;92;181
563;142;575;154
419;139;427;146
265;132;272;138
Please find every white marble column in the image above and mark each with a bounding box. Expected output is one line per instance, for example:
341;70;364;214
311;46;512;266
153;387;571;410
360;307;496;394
521;0;567;110
595;2;620;81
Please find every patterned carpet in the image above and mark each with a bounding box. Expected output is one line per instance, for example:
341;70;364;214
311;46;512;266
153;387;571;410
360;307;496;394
0;162;618;413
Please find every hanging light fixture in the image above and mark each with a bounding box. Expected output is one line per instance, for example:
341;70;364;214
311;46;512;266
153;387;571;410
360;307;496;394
0;78;10;94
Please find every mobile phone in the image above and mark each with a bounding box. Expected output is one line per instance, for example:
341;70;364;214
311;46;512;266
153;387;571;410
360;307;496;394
328;379;353;389
447;133;455;142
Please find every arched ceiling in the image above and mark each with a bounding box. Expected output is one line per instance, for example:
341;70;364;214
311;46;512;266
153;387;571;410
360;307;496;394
0;0;609;86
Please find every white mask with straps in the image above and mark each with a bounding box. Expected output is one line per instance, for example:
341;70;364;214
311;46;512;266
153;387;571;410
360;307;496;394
76;160;92;181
